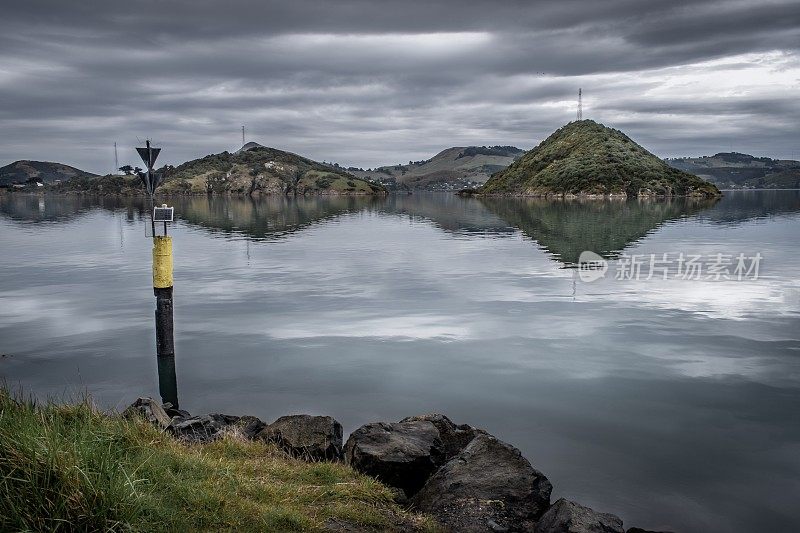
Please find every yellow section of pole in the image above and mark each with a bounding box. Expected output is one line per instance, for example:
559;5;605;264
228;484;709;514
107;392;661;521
152;236;173;288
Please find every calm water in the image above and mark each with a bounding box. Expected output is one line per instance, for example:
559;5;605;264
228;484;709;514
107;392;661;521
1;191;799;532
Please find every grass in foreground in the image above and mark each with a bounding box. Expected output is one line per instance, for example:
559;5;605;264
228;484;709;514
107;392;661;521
0;389;434;532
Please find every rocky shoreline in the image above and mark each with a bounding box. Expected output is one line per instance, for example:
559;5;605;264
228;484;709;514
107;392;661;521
457;188;718;200
125;398;670;533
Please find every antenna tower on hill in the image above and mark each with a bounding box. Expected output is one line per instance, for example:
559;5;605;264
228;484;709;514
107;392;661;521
242;125;245;147
577;88;583;121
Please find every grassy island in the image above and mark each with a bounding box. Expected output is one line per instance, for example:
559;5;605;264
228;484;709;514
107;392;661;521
479;120;721;198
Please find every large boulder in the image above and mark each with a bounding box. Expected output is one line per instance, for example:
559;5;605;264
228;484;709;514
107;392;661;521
412;434;552;532
400;413;484;459
344;420;445;496
258;415;343;461
535;499;624;533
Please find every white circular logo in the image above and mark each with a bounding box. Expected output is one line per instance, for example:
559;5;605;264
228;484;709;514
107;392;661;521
577;251;608;282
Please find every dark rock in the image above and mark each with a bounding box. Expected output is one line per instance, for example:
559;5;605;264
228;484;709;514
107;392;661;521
168;413;239;443
125;396;266;444
231;415;268;440
388;487;409;506
258;414;343;461
626;529;674;533
400;413;484;459
344;420;445;496
162;402;191;419
123;397;172;428
535;499;624;533
412;433;552;532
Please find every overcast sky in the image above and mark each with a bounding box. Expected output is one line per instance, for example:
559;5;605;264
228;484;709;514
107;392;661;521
1;0;798;173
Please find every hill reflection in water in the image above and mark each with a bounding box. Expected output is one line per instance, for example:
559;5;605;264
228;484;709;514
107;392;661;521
477;196;718;265
3;191;795;267
165;194;721;266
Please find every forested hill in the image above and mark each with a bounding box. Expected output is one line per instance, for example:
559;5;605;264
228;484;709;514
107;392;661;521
478;120;720;198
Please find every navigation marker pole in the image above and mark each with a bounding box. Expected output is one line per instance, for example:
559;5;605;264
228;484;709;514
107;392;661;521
152;224;174;358
136;141;179;408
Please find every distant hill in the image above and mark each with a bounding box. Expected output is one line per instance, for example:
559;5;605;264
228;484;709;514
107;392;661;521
0;160;97;187
162;144;385;196
50;144;387;196
350;146;524;191
666;153;800;189
477;120;720;198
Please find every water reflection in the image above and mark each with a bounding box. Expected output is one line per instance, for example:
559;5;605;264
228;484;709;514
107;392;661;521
165;193;721;265
0;194;106;224
477;196;718;264
379;193;513;235
173;195;386;240
157;355;179;409
0;193;148;225
1;191;796;266
694;189;800;225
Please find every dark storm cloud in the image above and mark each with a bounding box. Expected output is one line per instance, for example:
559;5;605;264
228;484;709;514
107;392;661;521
0;0;798;172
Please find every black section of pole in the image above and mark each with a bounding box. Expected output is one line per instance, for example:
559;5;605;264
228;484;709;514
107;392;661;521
149;194;156;236
157;354;179;409
154;286;175;357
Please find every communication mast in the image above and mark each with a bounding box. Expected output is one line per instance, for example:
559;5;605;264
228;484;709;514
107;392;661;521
114;142;119;173
577;88;583;121
242;125;245;147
